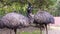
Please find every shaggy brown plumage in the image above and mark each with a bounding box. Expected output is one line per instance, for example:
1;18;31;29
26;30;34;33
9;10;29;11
34;10;54;34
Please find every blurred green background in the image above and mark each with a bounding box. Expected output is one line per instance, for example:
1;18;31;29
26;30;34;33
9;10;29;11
0;0;60;17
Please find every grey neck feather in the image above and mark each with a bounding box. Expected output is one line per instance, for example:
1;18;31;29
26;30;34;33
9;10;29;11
27;10;34;24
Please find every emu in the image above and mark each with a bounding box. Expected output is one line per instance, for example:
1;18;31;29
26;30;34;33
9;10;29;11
34;10;54;34
25;2;54;34
26;2;54;34
0;2;33;34
23;2;54;34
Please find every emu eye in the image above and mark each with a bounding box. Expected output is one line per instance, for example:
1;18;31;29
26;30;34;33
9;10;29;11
28;8;31;10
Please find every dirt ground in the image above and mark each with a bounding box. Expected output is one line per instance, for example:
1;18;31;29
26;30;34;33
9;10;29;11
0;26;60;34
0;27;40;34
48;29;60;34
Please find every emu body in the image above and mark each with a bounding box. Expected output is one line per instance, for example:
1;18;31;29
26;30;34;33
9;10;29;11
34;10;54;34
0;13;31;34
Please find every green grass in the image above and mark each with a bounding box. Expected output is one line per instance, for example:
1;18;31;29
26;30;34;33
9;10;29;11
31;30;40;34
17;30;42;34
20;32;30;34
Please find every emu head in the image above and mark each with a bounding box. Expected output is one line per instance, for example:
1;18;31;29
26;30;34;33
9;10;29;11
27;2;33;17
27;2;33;14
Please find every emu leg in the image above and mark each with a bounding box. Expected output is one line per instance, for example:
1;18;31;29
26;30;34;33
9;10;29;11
40;25;42;34
14;29;17;34
48;24;50;29
0;29;2;34
10;29;12;34
45;24;48;34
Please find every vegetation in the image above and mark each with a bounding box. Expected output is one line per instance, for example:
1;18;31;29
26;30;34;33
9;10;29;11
0;0;60;17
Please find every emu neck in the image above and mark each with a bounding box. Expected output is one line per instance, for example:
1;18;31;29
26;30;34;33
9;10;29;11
27;10;33;19
27;10;34;24
27;11;32;18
